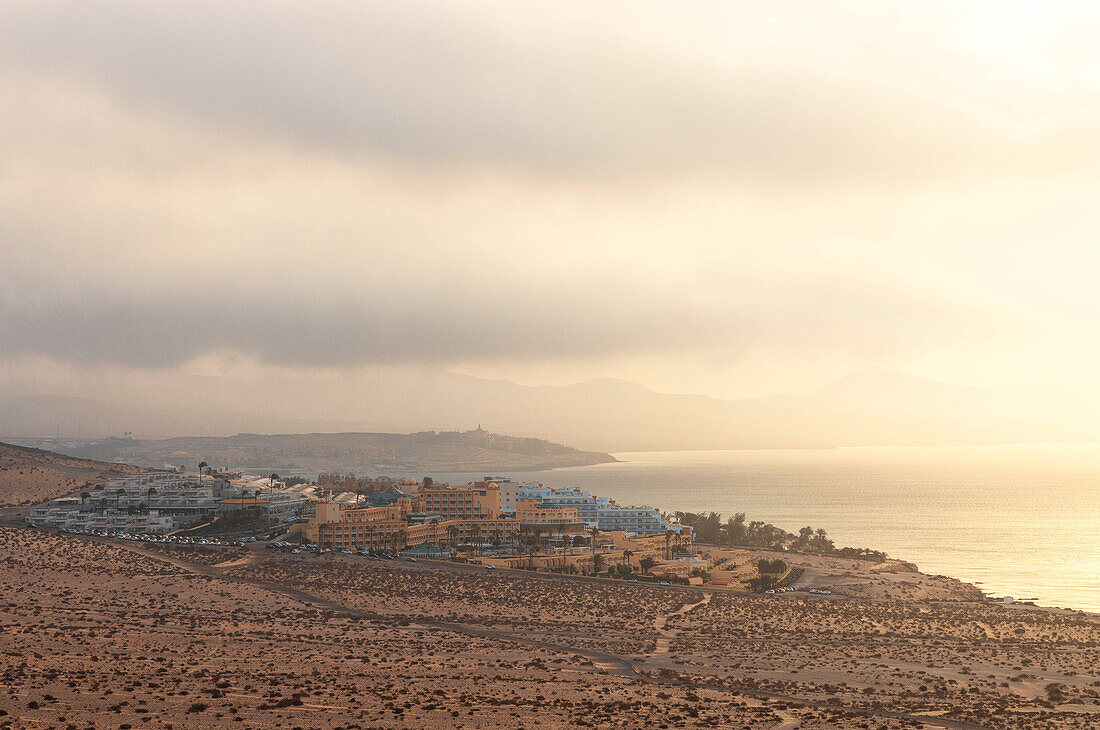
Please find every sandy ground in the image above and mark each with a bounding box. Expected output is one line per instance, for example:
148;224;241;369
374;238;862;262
0;443;150;507
741;548;988;603
1;528;1098;729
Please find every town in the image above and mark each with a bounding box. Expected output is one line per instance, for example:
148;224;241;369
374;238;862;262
28;469;765;589
10;446;1099;729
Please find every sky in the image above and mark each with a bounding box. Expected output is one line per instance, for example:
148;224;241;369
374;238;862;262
3;0;1100;413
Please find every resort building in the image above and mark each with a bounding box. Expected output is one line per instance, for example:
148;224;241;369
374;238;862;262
418;484;501;520
28;473;307;534
493;479;526;514
305;481;682;554
305;497;521;551
367;486;415;507
513;486;671;534
515;499;588;535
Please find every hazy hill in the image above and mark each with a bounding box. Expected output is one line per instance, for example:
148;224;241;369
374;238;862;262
37;430;617;474
0;394;375;440
3;369;1097;452
0;442;153;507
814;367;1078;425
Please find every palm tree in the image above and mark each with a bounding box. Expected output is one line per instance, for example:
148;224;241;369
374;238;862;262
269;473;279;492
470;524;482;556
198;461;208;488
446;524;460;551
526;526;539;568
80;491;90;510
664;530;674;560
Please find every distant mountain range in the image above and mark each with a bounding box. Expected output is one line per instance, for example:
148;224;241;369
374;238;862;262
17;430;616;474
2;368;1097;452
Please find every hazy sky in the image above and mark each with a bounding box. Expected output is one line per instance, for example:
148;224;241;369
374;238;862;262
3;0;1100;404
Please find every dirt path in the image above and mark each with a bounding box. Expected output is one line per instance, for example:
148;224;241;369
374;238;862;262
772;708;801;730
212;553;261;568
651;592;712;659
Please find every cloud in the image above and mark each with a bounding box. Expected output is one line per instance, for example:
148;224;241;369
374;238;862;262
0;261;1008;370
1;0;1099;400
5;0;1100;187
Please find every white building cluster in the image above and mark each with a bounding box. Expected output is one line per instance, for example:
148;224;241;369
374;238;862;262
496;481;671;534
29;473;307;534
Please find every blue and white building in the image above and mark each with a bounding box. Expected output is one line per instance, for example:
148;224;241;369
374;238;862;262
498;484;670;534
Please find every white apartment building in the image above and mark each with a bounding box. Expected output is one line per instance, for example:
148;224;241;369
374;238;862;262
29;473;307;534
509;485;671;534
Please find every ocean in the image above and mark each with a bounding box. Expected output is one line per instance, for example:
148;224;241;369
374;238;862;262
423;444;1100;613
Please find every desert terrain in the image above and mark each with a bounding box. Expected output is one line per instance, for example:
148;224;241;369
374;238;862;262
1;526;1097;729
0;442;152;507
747;549;989;603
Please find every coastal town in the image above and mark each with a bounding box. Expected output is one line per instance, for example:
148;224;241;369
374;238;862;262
28;469;773;589
4;445;1099;729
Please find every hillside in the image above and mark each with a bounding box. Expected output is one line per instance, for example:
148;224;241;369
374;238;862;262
5;368;1098;452
0;442;152;507
34;429;617;474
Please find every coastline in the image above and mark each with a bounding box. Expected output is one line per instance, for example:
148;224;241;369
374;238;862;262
522;445;1100;615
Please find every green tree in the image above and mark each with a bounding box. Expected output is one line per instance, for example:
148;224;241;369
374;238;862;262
811;528;834;552
725;512;747;545
469;524;482;556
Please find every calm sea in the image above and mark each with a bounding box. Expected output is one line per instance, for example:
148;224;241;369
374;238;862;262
423;444;1100;613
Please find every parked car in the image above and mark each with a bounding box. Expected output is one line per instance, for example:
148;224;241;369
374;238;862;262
659;581;670;586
